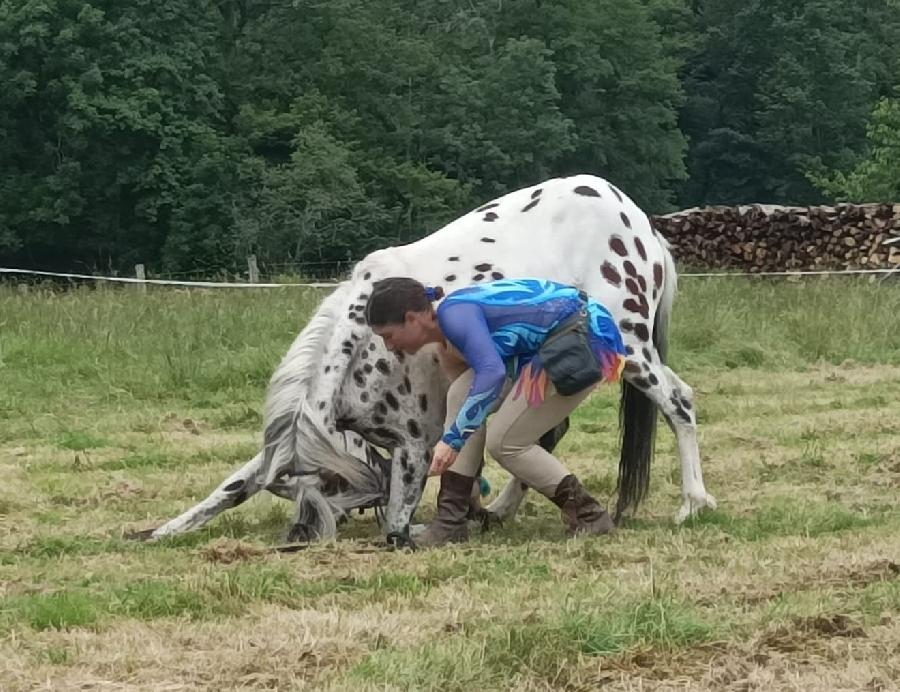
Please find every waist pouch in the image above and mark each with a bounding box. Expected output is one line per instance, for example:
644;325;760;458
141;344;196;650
538;309;603;396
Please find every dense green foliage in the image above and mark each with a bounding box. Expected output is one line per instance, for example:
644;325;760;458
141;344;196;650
1;0;898;274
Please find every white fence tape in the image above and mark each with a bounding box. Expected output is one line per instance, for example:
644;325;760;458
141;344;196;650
2;265;898;287
0;268;338;288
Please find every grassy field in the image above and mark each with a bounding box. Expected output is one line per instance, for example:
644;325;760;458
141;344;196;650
1;277;900;691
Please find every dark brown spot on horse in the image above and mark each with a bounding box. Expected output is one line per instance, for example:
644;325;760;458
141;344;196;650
601;261;622;287
574;185;601;197
653;263;663;290
624;361;642;375
623;298;644;316
609;236;628;257
634;237;647;261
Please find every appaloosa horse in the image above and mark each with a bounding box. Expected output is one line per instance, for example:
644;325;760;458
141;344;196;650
151;174;716;546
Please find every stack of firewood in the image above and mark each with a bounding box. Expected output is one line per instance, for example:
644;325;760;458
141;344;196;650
650;203;900;272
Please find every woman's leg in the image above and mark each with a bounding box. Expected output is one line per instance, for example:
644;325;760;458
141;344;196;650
485;385;614;535
417;369;486;547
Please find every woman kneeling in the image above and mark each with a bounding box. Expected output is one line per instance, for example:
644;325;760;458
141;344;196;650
365;277;626;547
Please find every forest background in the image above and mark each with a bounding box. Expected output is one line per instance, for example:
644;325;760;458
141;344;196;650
2;0;899;277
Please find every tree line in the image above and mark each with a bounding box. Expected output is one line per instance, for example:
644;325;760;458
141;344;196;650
1;0;898;275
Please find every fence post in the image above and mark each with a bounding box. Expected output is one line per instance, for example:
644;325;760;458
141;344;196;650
135;264;146;294
248;254;259;283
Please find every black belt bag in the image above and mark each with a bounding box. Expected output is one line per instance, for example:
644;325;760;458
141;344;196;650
538;308;603;396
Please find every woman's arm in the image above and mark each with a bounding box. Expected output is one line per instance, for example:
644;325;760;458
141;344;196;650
437;302;507;450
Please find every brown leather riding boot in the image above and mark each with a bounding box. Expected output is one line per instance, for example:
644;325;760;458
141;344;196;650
549;475;615;536
416;471;473;548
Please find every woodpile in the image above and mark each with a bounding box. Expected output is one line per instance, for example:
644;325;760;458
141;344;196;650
650;203;900;272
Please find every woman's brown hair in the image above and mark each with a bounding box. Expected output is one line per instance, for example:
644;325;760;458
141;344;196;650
364;278;445;327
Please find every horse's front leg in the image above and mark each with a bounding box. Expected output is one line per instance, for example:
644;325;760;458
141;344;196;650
384;445;430;548
150;451;269;538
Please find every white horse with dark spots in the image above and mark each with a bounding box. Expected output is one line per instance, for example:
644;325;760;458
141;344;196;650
151;174;716;546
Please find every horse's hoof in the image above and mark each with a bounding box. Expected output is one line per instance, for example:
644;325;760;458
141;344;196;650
285;523;313;543
473;509;503;532
124;528;158;542
386;528;417;551
675;492;718;524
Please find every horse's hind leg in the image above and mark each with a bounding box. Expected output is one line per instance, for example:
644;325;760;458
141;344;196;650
659;365;716;521
484;477;530;522
150;451;271;538
622;351;716;522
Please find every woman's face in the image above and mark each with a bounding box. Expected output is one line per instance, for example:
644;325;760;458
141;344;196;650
372;311;431;354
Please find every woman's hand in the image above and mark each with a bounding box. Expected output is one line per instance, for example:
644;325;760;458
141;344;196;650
429;441;459;476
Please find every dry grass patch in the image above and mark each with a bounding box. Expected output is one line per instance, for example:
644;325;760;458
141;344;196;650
3;281;900;689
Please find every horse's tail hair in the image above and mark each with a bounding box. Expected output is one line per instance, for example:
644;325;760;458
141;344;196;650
259;285;351;488
615;235;676;521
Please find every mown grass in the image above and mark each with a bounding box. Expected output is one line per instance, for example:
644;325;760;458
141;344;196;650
351;594;716;690
0;580;240;632
1;277;899;690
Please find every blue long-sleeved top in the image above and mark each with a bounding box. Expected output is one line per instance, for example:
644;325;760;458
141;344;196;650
437;278;625;450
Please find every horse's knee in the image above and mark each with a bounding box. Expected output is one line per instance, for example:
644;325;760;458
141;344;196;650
663;365;694;400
